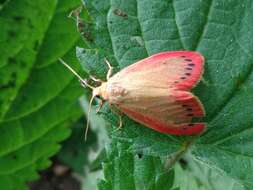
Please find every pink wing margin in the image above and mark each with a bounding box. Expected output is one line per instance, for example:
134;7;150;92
118;51;204;90
120;107;205;135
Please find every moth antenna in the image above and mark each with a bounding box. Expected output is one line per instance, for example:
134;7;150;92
85;94;95;141
58;58;94;89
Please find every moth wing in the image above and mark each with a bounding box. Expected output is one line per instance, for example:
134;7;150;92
108;51;205;135
110;51;204;90
118;90;205;135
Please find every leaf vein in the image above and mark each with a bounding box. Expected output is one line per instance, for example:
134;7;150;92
171;0;185;49
136;0;149;56
194;0;214;50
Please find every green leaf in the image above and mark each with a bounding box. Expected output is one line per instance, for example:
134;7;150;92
184;155;244;190
97;142;175;190
0;0;57;119
80;0;253;189
173;156;244;190
173;163;205;190
0;0;85;188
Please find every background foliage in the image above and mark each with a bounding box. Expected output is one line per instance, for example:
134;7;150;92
1;0;253;190
0;0;85;189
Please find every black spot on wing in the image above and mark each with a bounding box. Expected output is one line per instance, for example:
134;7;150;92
186;108;193;111
182;123;195;130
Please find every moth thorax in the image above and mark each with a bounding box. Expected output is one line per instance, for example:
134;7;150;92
107;82;128;103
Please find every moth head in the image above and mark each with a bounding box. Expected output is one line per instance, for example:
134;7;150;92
58;58;102;141
92;82;109;100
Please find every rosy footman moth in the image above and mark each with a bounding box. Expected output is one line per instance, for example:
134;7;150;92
59;51;206;139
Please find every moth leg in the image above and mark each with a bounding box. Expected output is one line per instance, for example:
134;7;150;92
118;114;123;129
96;99;104;113
68;6;82;19
113;114;123;131
109;104;124;129
104;59;113;80
90;75;105;83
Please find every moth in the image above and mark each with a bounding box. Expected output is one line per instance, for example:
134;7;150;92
60;51;205;139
